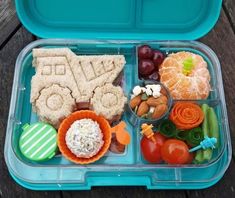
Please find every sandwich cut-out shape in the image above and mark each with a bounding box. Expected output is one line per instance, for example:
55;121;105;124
31;48;126;128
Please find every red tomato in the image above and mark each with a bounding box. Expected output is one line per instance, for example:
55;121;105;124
141;133;166;163
161;139;190;164
186;152;195;164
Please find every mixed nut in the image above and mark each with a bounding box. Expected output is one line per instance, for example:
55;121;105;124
129;84;169;119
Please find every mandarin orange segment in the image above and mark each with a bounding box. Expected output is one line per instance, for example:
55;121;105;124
164;76;182;91
160;57;181;68
159;66;181;75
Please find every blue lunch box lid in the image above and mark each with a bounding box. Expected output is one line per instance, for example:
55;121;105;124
15;0;222;40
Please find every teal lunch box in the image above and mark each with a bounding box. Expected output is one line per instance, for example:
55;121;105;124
4;0;232;190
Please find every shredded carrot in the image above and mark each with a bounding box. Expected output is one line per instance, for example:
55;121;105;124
169;102;204;130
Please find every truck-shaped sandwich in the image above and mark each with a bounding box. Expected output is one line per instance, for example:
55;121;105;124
31;48;125;127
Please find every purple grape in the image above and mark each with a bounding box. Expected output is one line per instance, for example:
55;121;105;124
138;45;153;59
138;59;155;77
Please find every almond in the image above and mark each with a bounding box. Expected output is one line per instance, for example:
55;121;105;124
159;95;168;104
160;88;167;96
130;95;142;109
152;104;168;119
137;101;149;116
146;95;168;106
146;97;158;106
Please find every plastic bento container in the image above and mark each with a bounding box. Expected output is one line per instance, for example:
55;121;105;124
4;0;231;190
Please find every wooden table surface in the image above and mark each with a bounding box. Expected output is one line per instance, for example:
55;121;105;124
0;1;235;198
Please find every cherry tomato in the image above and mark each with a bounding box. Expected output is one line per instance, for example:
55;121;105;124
161;139;190;164
186;152;195;164
141;133;166;163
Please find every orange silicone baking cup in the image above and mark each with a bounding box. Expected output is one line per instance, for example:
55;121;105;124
58;110;111;164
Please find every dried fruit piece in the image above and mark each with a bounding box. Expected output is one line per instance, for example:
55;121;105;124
152;104;167;119
130;95;142;109
137;101;149;116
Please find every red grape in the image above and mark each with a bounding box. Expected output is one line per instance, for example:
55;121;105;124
138;59;155;77
138;45;153;59
152;50;165;68
148;72;159;81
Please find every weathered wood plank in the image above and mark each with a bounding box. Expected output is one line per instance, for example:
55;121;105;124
0;28;32;120
223;0;235;32
63;188;186;198
199;9;235;156
0;0;20;48
0;27;61;198
0;2;234;198
185;8;235;198
186;159;235;198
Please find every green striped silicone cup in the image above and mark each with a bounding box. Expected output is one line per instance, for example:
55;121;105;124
19;122;57;162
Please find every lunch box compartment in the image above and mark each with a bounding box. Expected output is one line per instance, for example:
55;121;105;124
137;100;226;165
136;43;219;100
11;42;138;166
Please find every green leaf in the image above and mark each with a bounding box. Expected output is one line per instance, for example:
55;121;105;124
159;119;177;137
